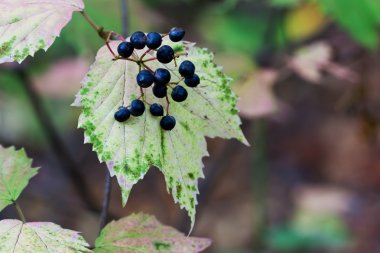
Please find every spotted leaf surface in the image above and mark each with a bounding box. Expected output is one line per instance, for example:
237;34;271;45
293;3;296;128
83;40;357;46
0;219;91;253
0;0;84;64
0;146;38;212
95;213;211;253
74;38;248;229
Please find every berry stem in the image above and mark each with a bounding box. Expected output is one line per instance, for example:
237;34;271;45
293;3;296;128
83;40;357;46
139;87;145;101
111;31;126;41
165;95;170;115
142;57;157;63
105;32;117;57
169;77;184;85
140;49;152;61
175;53;188;57
142;63;155;74
115;56;138;63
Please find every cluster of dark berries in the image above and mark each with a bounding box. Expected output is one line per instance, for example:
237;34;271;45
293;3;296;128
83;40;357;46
113;27;201;131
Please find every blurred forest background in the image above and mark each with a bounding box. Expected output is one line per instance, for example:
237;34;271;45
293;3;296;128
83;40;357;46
1;0;380;252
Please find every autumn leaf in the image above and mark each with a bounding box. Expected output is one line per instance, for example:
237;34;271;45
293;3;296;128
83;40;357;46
0;145;38;212
287;42;358;84
95;213;211;253
0;219;91;252
0;0;84;64
73;38;248;229
235;69;280;118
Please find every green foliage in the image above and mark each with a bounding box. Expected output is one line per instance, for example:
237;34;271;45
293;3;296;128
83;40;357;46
267;212;350;251
270;0;303;7
317;0;380;49
0;146;39;212
198;12;267;54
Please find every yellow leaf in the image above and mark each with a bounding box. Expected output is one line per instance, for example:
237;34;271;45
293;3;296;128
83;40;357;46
285;3;327;41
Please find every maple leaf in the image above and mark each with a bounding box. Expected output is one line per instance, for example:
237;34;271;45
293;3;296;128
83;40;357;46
0;145;38;212
95;213;211;253
73;38;248;229
0;219;91;253
0;0;84;63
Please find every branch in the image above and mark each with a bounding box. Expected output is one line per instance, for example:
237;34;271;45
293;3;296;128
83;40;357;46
120;0;129;37
16;67;100;214
79;11;110;40
98;0;130;233
99;170;112;231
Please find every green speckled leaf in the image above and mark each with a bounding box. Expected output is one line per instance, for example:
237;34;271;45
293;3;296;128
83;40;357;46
0;145;38;212
0;219;91;253
73;38;248;229
95;213;211;253
0;0;84;64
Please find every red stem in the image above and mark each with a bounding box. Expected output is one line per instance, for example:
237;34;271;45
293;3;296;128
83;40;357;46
165;95;170;115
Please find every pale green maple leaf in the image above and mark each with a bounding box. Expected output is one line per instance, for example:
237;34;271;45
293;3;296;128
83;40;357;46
95;213;211;253
0;0;84;64
0;219;91;253
73;38;248;229
0;145;39;212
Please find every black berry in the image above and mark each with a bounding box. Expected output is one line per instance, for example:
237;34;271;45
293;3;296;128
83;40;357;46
117;42;134;58
171;85;188;102
152;84;167;98
137;70;154;88
114;107;131;122
169;27;185;42
154;68;171;85
130;99;145;116
130;31;147;49
146;32;162;49
150;103;164;116
184;74;200;87
157;45;174;64
160;115;176;130
179;60;195;78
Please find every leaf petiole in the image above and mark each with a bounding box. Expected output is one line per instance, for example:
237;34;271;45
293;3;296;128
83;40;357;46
13;201;26;223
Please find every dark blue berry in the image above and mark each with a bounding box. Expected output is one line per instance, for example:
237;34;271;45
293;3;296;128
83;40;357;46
137;70;154;88
184;74;200;87
169;27;185;42
156;45;174;64
179;60;195;78
152;84;167;98
146;32;162;49
154;68;171;85
160;115;176;130
117;42;134;58
130;31;147;49
114;107;130;122
150;103;164;116
171;85;188;102
130;99;145;116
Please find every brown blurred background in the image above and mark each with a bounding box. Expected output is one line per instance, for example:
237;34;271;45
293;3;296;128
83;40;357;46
1;0;380;252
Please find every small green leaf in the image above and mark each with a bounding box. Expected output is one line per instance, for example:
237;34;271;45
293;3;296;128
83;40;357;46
317;0;380;49
95;213;211;253
0;0;84;64
270;0;303;7
0;145;39;212
0;219;91;252
73;38;248;229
